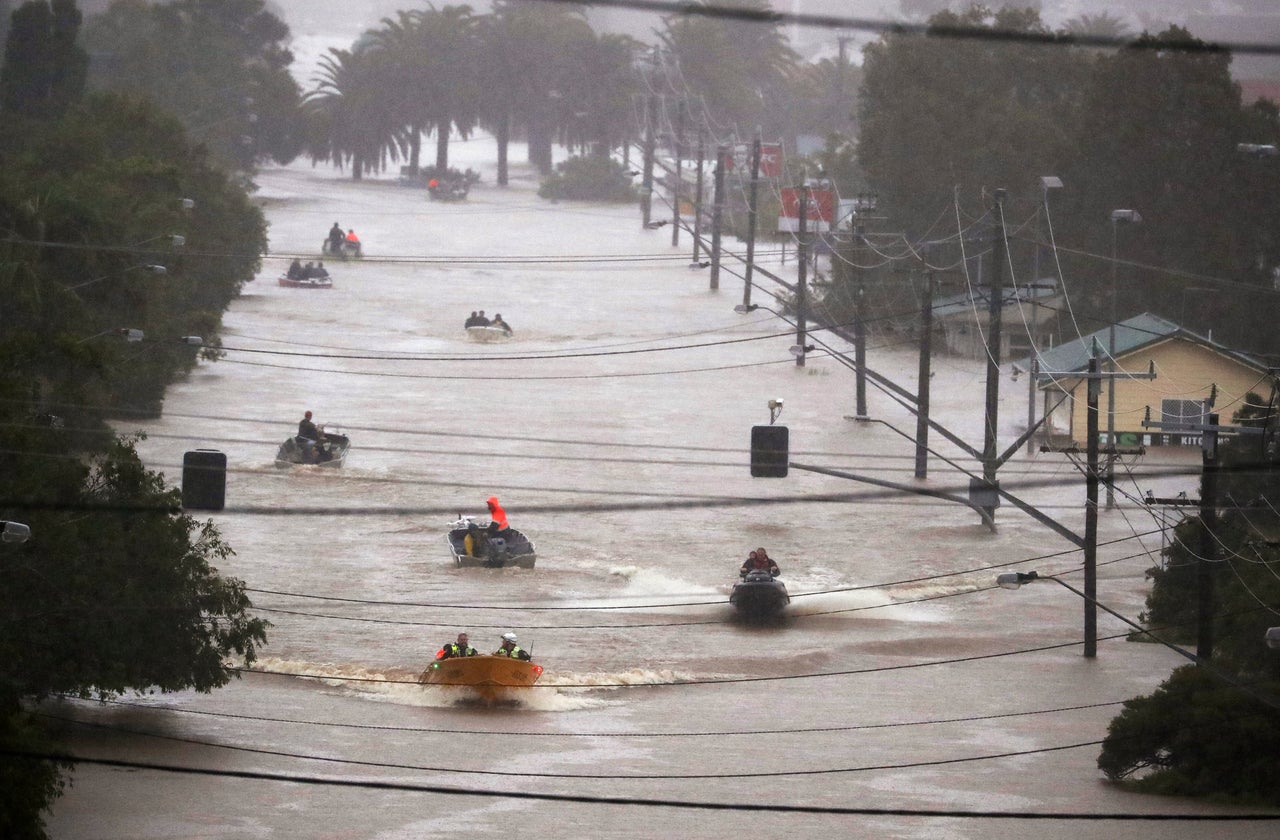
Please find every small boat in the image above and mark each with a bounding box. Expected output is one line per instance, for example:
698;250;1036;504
321;239;362;259
274;429;350;468
446;516;536;568
465;324;512;342
730;569;790;619
419;654;543;703
278;273;333;289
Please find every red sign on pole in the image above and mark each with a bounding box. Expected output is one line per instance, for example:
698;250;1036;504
778;187;836;232
722;143;784;178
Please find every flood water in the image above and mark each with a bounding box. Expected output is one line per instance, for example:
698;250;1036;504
44;140;1277;838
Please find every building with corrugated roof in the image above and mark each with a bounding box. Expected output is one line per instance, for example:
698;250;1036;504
1017;313;1270;448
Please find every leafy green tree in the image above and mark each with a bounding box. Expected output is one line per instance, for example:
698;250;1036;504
1;90;266;415
538;154;638;201
0;87;269;840
0;0;88;120
779;55;862;145
81;0;302;173
1098;667;1280;804
1098;399;1280;804
857;5;1083;239
1058;26;1280;330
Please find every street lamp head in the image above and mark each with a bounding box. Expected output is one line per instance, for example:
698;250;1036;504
1;520;31;543
996;570;1039;589
1039;175;1063;191
1238;143;1278;158
1267;627;1280;649
1110;209;1142;224
734;303;758;314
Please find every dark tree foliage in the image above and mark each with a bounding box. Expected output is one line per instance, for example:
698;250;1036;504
0;0;88;120
538;154;638;202
849;9;1280;358
0;90;265;416
1098;666;1280;804
1142;430;1280;676
0;10;271;834
1100;403;1280;802
81;0;302;172
657;0;798;140
858;6;1083;239
0;436;269;701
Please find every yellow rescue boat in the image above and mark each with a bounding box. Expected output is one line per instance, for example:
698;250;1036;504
419;654;544;702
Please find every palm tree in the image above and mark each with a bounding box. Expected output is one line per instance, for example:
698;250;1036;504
479;1;594;180
559;31;641;159
657;0;797;138
370;5;480;175
303;45;409;180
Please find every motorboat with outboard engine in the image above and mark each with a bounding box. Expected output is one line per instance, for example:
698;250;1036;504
465;324;512;342
418;654;543;703
278;272;333;289
274;428;350;468
446;516;536;568
730;569;790;618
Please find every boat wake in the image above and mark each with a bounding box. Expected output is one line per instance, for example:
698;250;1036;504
254;658;613;711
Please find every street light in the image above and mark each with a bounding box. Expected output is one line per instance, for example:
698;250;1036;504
1028;176;1063;453
1238;143;1278;158
1106;209;1142;509
1001;571;1280;710
998;569;1151;660
62;263;167;292
2;520;31;543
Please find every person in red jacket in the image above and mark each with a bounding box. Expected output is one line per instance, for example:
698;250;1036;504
739;547;780;578
486;496;509;531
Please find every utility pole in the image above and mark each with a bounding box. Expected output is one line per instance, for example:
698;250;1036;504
1084;355;1100;658
854;217;867;418
796;183;808;368
743;131;762;308
671;99;684;247
641;93;656;229
1037;350;1153;657
980;190;1008;521
915;270;934;478
690;129;705;266
710;145;725;291
1198;414;1219;660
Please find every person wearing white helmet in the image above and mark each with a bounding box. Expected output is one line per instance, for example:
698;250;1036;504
494;632;531;661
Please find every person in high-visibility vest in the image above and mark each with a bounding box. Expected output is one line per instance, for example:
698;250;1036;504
438;632;476;659
494;632;531;661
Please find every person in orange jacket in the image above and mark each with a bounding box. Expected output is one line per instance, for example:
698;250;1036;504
486;496;509;531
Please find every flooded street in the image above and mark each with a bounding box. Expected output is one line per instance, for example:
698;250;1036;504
44;141;1275;838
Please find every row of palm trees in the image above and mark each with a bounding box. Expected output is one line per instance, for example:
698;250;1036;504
303;1;642;183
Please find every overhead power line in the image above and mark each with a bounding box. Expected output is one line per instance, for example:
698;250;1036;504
535;0;1280;56
5;750;1275;819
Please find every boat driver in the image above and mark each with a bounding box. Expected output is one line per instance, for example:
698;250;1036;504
494;632;531;661
438;632;477;659
297;410;325;461
739;547;780;578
